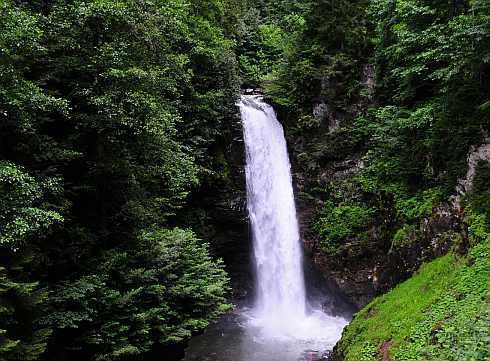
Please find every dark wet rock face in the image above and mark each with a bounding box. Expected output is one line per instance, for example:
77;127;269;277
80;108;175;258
278;64;380;308
297;198;379;309
279;63;468;309
205;128;252;299
297;195;466;309
183;104;252;300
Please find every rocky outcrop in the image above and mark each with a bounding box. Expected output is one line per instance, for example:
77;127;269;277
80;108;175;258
284;64;378;308
294;137;488;308
285;64;481;309
298;202;465;308
361;64;375;98
452;140;490;209
312;76;346;133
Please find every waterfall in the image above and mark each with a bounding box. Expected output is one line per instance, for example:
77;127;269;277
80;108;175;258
240;95;306;319
238;95;347;342
183;95;349;361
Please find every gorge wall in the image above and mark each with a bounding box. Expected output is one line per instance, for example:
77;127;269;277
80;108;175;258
260;0;490;313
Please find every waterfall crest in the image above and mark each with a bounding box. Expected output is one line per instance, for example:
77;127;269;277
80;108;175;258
239;95;347;342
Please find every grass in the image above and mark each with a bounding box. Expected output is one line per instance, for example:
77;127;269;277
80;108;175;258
335;211;490;361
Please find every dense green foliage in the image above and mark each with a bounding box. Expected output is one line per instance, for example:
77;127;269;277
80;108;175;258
0;0;238;359
1;0;489;360
231;0;309;88
315;200;375;254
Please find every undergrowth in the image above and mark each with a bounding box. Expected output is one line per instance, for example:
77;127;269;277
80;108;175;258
336;210;490;361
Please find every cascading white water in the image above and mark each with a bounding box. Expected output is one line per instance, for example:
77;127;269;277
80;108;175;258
239;95;348;343
240;94;306;320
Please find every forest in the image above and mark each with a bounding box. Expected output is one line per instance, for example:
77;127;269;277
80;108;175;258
0;0;489;361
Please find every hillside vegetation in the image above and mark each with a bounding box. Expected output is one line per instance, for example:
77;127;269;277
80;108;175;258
335;210;490;360
1;0;489;360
